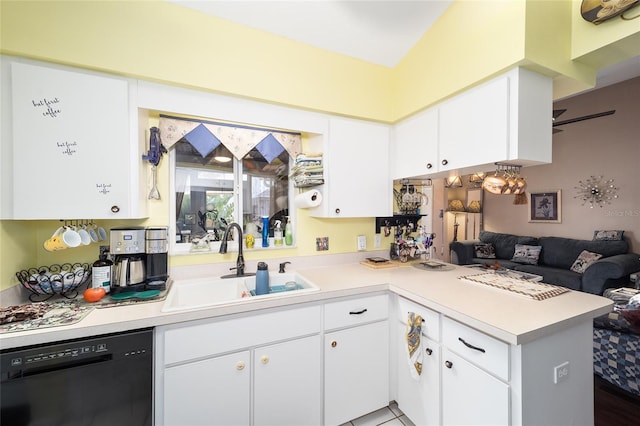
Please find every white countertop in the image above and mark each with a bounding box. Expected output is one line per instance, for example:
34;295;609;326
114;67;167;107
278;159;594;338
0;257;613;349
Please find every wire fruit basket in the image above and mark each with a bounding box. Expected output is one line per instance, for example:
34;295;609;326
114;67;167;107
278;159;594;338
16;263;92;302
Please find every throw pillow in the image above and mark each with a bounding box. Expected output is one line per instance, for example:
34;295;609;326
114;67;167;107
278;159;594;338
593;230;624;241
593;311;639;334
511;244;542;265
474;243;496;259
570;250;603;273
620;294;640;329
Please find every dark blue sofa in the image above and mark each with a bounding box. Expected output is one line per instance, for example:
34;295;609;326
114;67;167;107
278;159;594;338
450;231;640;295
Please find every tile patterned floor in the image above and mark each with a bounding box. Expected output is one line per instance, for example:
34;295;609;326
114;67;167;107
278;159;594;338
340;402;416;426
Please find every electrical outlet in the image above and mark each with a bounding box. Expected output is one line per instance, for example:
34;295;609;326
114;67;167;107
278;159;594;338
357;235;366;251
374;234;381;248
553;361;570;384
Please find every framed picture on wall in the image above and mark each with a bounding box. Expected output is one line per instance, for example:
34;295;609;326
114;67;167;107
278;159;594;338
528;190;562;223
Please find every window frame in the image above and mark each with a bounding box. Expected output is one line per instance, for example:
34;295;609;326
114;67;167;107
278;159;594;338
169;146;296;256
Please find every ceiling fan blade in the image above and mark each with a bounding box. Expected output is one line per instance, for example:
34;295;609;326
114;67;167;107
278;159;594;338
552;109;567;120
552;110;615;127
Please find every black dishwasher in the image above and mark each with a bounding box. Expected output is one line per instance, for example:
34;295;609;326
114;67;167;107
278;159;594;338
1;327;153;426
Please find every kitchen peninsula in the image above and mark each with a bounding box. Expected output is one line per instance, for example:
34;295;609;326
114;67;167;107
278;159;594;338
0;254;612;425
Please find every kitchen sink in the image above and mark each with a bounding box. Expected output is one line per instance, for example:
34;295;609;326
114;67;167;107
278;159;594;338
161;273;319;312
244;272;320;297
162;277;251;312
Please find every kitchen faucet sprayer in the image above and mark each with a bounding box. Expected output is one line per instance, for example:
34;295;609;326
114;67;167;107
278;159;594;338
219;223;255;278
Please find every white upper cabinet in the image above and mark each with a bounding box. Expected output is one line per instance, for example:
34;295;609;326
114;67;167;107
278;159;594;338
438;77;510;172
392;67;552;180
390;108;439;180
309;117;392;218
8;59;146;219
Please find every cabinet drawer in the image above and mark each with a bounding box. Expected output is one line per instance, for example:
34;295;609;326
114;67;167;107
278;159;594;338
163;305;321;365
397;297;441;341
324;294;388;330
442;317;509;381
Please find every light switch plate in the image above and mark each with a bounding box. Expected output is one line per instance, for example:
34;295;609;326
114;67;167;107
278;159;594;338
357;235;366;251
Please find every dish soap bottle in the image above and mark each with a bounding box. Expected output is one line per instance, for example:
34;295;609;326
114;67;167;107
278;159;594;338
261;216;269;247
274;220;283;246
285;216;293;246
91;252;113;293
255;262;270;295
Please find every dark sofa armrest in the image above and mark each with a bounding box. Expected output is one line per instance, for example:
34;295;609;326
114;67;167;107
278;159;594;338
582;253;640;295
450;240;480;265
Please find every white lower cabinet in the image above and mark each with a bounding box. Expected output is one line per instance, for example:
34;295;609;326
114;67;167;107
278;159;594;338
441;348;509;426
396;297;441;426
254;335;322;426
325;321;390;426
397;334;441;426
396;298;510;426
162;336;321;426
156;305;322;426
164;350;251;426
324;295;390;425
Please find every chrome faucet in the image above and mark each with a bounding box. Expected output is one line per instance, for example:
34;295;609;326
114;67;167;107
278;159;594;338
219;223;255;278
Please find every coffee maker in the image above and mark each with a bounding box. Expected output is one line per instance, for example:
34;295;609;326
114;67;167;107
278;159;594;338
109;226;169;294
110;227;146;294
145;226;169;291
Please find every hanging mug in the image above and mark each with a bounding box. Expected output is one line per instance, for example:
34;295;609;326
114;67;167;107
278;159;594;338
78;224;92;246
44;226;82;251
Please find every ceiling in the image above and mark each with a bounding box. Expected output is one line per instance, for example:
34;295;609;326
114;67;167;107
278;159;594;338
169;1;639;89
168;0;453;67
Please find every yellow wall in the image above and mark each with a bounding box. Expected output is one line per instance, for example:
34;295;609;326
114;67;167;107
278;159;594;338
0;0;392;122
3;1;639;122
1;0;639;291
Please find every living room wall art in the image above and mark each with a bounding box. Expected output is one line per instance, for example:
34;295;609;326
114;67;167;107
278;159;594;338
575;175;619;208
528;190;562;223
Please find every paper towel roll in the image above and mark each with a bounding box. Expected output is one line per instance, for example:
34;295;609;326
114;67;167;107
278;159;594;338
295;190;323;208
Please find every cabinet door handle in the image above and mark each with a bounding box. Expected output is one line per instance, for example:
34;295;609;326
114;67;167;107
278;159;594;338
110;205;120;213
425;348;433;356
349;309;368;315
458;337;486;353
426;163;433;169
331;341;337;348
236;361;245;371
441;159;448;166
445;360;453;369
260;355;269;364
335;208;341;214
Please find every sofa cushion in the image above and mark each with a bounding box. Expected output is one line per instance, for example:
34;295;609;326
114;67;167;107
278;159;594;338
570;250;603;273
538;237;628;269
593;230;624;241
511;244;542;265
474;243;496;259
512;264;583;291
479;231;538;260
471;259;522;269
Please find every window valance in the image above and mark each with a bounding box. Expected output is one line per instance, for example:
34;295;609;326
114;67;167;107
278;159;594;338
159;114;302;163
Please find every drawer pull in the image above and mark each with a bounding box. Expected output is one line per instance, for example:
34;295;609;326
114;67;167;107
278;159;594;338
236;361;245;371
425;348;433;356
261;355;269;364
349;309;368;315
331;341;337;348
458;337;486;353
445;360;453;369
